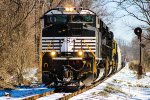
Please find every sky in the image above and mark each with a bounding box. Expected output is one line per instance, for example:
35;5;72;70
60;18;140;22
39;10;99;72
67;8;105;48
111;16;143;43
100;1;146;44
111;17;135;43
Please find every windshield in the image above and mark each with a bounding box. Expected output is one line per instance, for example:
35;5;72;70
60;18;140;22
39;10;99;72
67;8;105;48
71;15;93;22
44;14;95;27
45;15;68;25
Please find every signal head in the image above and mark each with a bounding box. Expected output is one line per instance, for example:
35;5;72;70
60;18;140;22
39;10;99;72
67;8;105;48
134;27;142;38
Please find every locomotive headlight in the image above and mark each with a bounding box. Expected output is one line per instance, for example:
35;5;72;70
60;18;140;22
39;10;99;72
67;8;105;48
50;50;57;57
65;7;74;12
65;7;70;12
77;50;84;57
69;7;73;12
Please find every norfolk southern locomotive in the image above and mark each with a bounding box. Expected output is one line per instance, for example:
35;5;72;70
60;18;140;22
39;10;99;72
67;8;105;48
41;7;121;88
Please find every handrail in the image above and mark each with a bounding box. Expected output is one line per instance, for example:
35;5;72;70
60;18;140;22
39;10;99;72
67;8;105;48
83;40;97;74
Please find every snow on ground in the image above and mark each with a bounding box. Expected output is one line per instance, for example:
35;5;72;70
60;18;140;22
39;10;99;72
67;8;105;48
23;68;38;82
1;64;150;100
37;93;71;100
70;64;150;100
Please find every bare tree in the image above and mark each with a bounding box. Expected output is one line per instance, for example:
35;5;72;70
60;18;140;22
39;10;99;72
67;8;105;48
0;0;37;86
110;0;150;36
108;0;150;68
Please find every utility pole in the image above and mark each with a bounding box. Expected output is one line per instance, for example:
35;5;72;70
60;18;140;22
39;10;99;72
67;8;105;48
134;27;143;76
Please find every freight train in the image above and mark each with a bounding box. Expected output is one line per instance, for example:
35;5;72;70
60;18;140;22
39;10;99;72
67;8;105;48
41;7;123;88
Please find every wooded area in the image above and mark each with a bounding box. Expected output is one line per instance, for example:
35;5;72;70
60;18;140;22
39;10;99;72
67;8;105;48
0;0;150;89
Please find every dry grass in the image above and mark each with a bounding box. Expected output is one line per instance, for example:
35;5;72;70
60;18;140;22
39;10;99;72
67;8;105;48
103;85;127;95
128;61;147;77
113;79;123;84
129;60;150;73
135;84;150;88
144;67;150;72
129;60;139;71
91;85;128;98
97;91;109;97
92;91;108;97
0;80;15;89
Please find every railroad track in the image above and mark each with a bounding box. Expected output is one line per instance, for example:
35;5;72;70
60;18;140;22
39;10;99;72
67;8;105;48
23;67;124;100
22;90;55;100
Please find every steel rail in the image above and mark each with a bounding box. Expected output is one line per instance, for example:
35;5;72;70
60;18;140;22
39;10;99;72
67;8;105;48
23;90;55;100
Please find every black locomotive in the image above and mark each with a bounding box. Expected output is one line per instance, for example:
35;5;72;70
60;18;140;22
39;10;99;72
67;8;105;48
41;7;121;88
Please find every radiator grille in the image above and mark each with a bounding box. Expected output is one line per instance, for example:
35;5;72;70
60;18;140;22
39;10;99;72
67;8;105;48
42;37;96;52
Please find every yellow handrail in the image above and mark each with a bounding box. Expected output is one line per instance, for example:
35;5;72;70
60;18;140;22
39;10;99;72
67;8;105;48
83;40;97;74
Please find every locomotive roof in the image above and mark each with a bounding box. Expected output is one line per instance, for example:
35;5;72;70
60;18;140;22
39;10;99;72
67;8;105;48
41;8;96;18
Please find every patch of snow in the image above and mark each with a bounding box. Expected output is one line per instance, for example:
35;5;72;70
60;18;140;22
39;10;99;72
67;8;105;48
70;64;150;100
23;67;38;82
37;93;71;100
